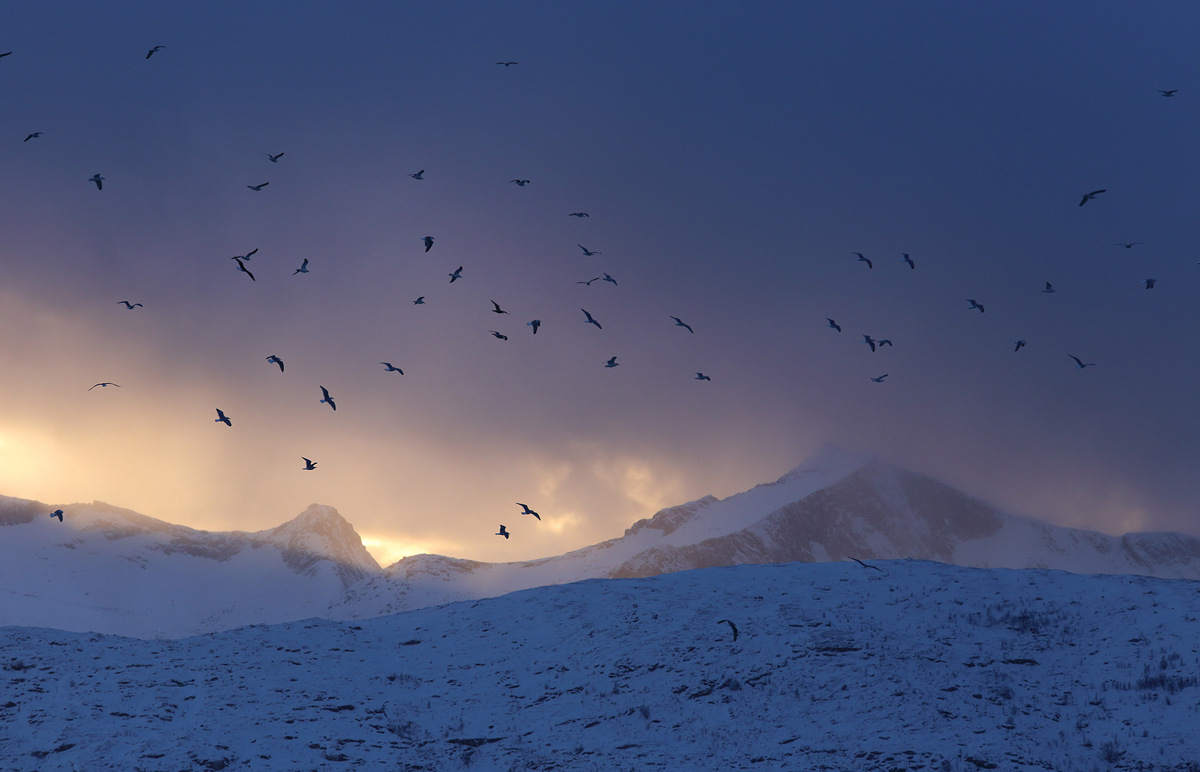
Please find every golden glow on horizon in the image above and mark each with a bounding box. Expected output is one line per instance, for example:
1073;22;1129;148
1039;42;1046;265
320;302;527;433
359;534;457;567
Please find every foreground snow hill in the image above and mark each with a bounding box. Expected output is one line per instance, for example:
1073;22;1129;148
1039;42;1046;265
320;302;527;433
3;560;1199;771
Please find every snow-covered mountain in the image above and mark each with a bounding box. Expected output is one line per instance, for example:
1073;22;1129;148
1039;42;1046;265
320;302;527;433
5;444;1200;637
4;560;1199;771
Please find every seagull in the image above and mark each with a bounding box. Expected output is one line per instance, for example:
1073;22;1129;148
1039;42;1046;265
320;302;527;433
246;182;269;191
380;362;404;373
410;170;425;180
215;409;232;426
449;266;463;283
509;179;530;186
870;374;888;383
1159;89;1178;97
582;309;602;329
517;503;540;520
265;152;285;163
490;300;508;314
902;253;915;269
695;372;711;381
319;386;337;410
853;252;872;269
0;52;12;59
89;174;104;190
293;258;310;275
496;61;519;66
423;236;434;252
1144;278;1156;289
489;330;508;340
1079;189;1106;206
604;356;619;368
496;525;510;538
577;277;601;285
578;244;601;256
877;339;893;347
827;318;842;332
966;299;985;313
146;45;164;59
527;319;541;334
670;316;694;333
233;258;255;281
302;457;317;471
1013;340;1027;352
50;509;63;522
23;132;41;142
603;273;617;286
88;382;120;390
1068;355;1096;369
863;334;876;352
568;212;590;217
1115;242;1142;249
117;301;143;309
1042;282;1056;294
266;355;284;372
413;296;425;305
717;619;738;642
232;248;258;261
848;556;884;573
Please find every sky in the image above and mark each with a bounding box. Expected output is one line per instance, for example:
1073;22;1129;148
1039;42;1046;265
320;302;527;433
2;1;1199;566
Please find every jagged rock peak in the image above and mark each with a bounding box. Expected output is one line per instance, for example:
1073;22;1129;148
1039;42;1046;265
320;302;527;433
263;504;381;581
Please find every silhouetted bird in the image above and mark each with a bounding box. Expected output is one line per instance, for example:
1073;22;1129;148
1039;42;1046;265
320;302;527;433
966;298;984;313
381;362;404;373
0;52;12;59
449;266;463;283
233;258;255;281
827;318;841;332
117;301;143;309
877;339;893;347
319;386;337;410
1013;340;1027;352
50;509;63;522
89;174;104;190
413;296;425;305
246;182;269;191
863;334;876;352
1144;278;1156;289
578;244;601;256
302;457;317;471
568;212;589;217
670;316;694;333
1068;355;1095;369
410;170;425;180
146;45;164;59
1079;189;1105;206
582;309;602;329
424;236;434;252
577;277;600;285
489;330;508;340
853;252;872;269
527;319;541;334
23;132;41;142
233;248;258;261
496;61;519;66
88;382;120;390
1159;89;1178;97
1042;282;1056;294
1115;242;1141;249
266;152;284;163
603;273;617;286
849;556;884;572
870;374;888;383
293;258;310;275
266;355;284;372
695;372;711;381
496;525;510;539
717;619;738;642
517;503;540;520
491;300;508;314
902;253;915;269
215;409;232;426
604;356;619;368
510;179;530;186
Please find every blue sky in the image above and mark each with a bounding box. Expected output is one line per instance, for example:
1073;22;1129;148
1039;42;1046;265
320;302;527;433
2;2;1198;563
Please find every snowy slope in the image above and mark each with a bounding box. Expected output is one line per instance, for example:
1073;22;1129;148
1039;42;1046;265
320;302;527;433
3;560;1199;771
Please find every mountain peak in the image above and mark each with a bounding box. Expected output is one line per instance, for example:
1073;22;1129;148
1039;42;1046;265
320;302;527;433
775;442;875;484
260;504;380;584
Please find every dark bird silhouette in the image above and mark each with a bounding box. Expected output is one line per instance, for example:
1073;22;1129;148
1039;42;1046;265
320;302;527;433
413;296;425;304
717;619;738;642
246;182;269;191
577;277;601;286
510;179;530;186
423;236;434;252
870;374;888;383
670;316;694;333
853;252;872;269
266;152;284;163
491;300;508;314
578;244;601;256
496;525;510;539
582;309;602;329
146;45;164;59
0;52;12;59
863;334;876;352
902;253;915;269
1115;242;1142;249
568;212;589;217
232;248;258;261
215;409;232;426
1042;282;1056;294
1013;340;1027;352
23;132;41;142
966;298;984;313
117;301;143;309
602;273;617;286
410;170;425;180
1159;89;1178;97
302;457;317;471
489;330;508;340
293;258;310;275
527;319;541;334
1068;355;1096;369
1079;189;1106;206
876;339;893;347
604;356;619;368
517;503;540;520
88;382;120;390
827;318;842;332
50;509;63;522
233;257;255;281
266;355;284;372
381;362;404;373
849;556;884;572
449;266;463;283
695;372;711;381
89;174;104;190
319;386;337;410
496;61;519;66
1144;278;1156;289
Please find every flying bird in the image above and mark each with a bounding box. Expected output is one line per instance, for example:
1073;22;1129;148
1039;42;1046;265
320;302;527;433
1115;242;1142;249
1144;278;1156;289
870;374;888;383
582;309;602;329
496;61;519;66
576;277;600;285
266;355;284;372
966;299;985;313
1079;189;1106;206
1068;355;1096;369
517;503;540;520
89;174;104;190
902;253;915;269
848;556;885;572
380;362;404;373
246;182;269;191
527;319;541;334
265;152;285;163
117;301;143;309
578;244;601;256
603;273;617;286
1159;89;1178;97
604;356;619;368
215;409;231;426
146;45;164;59
233;258;255;281
670;316;694;333
695;372;711;381
1013;340;1027;352
853;252;872;269
862;334;876;352
50;509;63;522
413;296;425;305
0;52;12;59
510;179;530;186
496;525;510;539
233;248;258;261
88;382;120;390
410;170;425;180
302;458;317;471
1042;282;1056;294
293;258;310;275
717;619;738;642
423;236;434;252
489;330;508;340
23;132;41;142
319;386;337;411
449;266;463;283
568;212;589;217
490;300;508;314
826;318;842;332
877;339;893;347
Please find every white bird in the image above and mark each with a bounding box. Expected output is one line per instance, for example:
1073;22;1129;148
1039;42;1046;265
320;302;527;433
215;409;232;426
266;152;285;163
319;386;337;411
1068;355;1096;369
302;457;317;471
380;362;404;373
293;258;310;275
966;299;985;313
1079;189;1106;206
246;182;269;191
604;356;619;368
89;174;104;190
266;355;284;372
